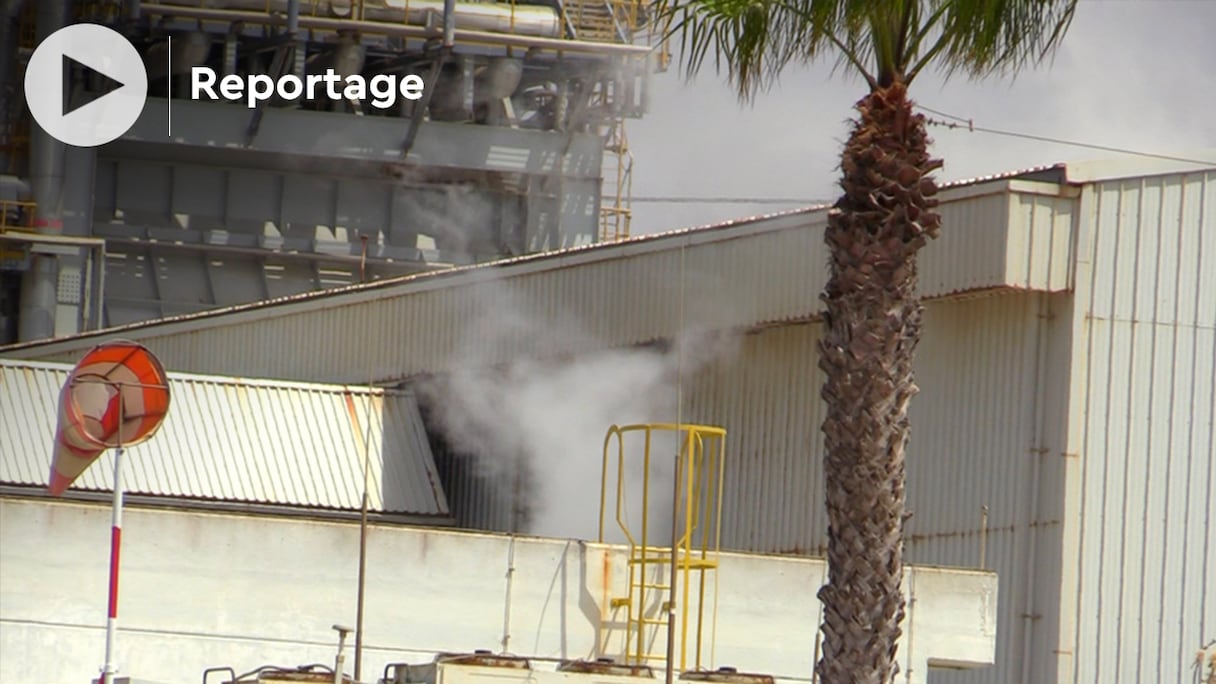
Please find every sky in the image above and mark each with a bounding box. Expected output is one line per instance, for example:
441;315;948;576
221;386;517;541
625;0;1216;234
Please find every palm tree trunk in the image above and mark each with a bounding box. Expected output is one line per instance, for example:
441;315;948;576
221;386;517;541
815;81;941;684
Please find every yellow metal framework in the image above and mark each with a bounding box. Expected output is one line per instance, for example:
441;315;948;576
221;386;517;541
0;200;36;232
597;116;634;242
599;423;726;670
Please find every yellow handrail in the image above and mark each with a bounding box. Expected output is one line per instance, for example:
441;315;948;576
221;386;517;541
599;423;726;670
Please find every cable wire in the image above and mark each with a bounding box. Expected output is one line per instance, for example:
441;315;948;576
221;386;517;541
631;196;832;205
635;110;1211;209
916;105;1215;166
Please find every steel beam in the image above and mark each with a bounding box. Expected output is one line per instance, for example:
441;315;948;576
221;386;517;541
119;98;604;179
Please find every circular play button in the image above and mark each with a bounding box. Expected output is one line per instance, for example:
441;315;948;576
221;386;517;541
24;23;148;148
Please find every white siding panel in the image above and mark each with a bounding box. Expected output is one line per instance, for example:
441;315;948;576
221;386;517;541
1006;189;1077;291
0;360;449;517
1070;170;1216;684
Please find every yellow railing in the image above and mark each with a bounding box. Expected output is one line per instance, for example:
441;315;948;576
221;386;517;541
564;0;653;43
0;200;36;232
599;423;726;671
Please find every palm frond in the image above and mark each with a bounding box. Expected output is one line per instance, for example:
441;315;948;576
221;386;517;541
910;0;1079;82
658;0;1078;98
658;0;871;100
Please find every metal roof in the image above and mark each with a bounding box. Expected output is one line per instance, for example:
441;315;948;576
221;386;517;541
3;158;1212;388
0;359;450;517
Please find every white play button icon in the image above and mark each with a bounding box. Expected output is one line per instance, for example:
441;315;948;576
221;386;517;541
24;24;148;148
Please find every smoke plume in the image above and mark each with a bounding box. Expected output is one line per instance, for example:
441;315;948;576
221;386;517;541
418;279;737;542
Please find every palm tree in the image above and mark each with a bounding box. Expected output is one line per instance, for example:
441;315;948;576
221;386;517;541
657;0;1076;680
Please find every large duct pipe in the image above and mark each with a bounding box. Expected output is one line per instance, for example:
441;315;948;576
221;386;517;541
19;0;66;342
146;0;572;44
144;30;212;81
140;3;649;55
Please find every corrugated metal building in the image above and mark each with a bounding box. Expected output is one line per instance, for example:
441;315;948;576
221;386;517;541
2;156;1213;683
0;359;450;520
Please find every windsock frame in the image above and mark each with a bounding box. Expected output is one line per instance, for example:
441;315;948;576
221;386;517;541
48;341;171;496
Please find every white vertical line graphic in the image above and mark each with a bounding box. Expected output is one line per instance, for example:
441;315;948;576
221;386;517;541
167;35;172;137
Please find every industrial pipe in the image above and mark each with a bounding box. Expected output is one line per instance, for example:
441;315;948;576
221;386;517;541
18;0;66;342
28;0;66;231
442;0;455;47
0;0;25;173
154;0;562;38
139;3;653;55
286;0;299;34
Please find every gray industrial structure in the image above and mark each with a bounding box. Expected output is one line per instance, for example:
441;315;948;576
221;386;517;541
1;0;654;343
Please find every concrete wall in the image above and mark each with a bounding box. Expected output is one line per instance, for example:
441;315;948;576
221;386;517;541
0;498;996;684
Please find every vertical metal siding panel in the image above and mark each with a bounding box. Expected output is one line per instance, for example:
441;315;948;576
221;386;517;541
1073;180;1114;684
1093;183;1137;683
1176;171;1214;679
1199;171;1216;664
1020;193;1076;291
1073;171;1216;684
1200;172;1216;328
1007;193;1035;289
1127;176;1165;683
1048;195;1075;291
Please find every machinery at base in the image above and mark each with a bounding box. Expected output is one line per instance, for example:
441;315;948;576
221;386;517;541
208;649;775;684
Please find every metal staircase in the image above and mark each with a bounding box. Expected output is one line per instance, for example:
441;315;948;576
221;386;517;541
569;0;627;42
599;423;727;670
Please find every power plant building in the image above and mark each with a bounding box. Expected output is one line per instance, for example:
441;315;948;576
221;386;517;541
3;157;1213;683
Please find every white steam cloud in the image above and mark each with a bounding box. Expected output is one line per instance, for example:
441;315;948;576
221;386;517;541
419;280;737;542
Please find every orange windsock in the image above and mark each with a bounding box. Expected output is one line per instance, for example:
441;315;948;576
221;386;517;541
48;341;171;496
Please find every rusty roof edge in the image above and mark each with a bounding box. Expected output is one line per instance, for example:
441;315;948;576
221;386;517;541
0;484;457;522
0;357;404;395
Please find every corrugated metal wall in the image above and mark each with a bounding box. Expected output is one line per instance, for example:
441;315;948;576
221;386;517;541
1065;170;1216;684
0;360;450;517
7;181;1061;387
402;288;1063;679
681;292;1060;684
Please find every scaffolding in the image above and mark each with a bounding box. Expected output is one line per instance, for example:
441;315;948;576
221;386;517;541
599;423;726;671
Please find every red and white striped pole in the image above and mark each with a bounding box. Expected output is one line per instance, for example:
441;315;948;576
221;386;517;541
101;395;125;684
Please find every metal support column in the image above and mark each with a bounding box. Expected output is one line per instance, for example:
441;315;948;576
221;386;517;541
19;0;65;342
0;0;26;174
101;400;126;684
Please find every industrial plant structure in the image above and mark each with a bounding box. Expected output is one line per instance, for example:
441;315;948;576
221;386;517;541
3;157;1213;683
1;0;653;344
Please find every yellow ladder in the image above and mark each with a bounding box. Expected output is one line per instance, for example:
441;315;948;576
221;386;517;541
598;118;633;242
599;423;727;670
